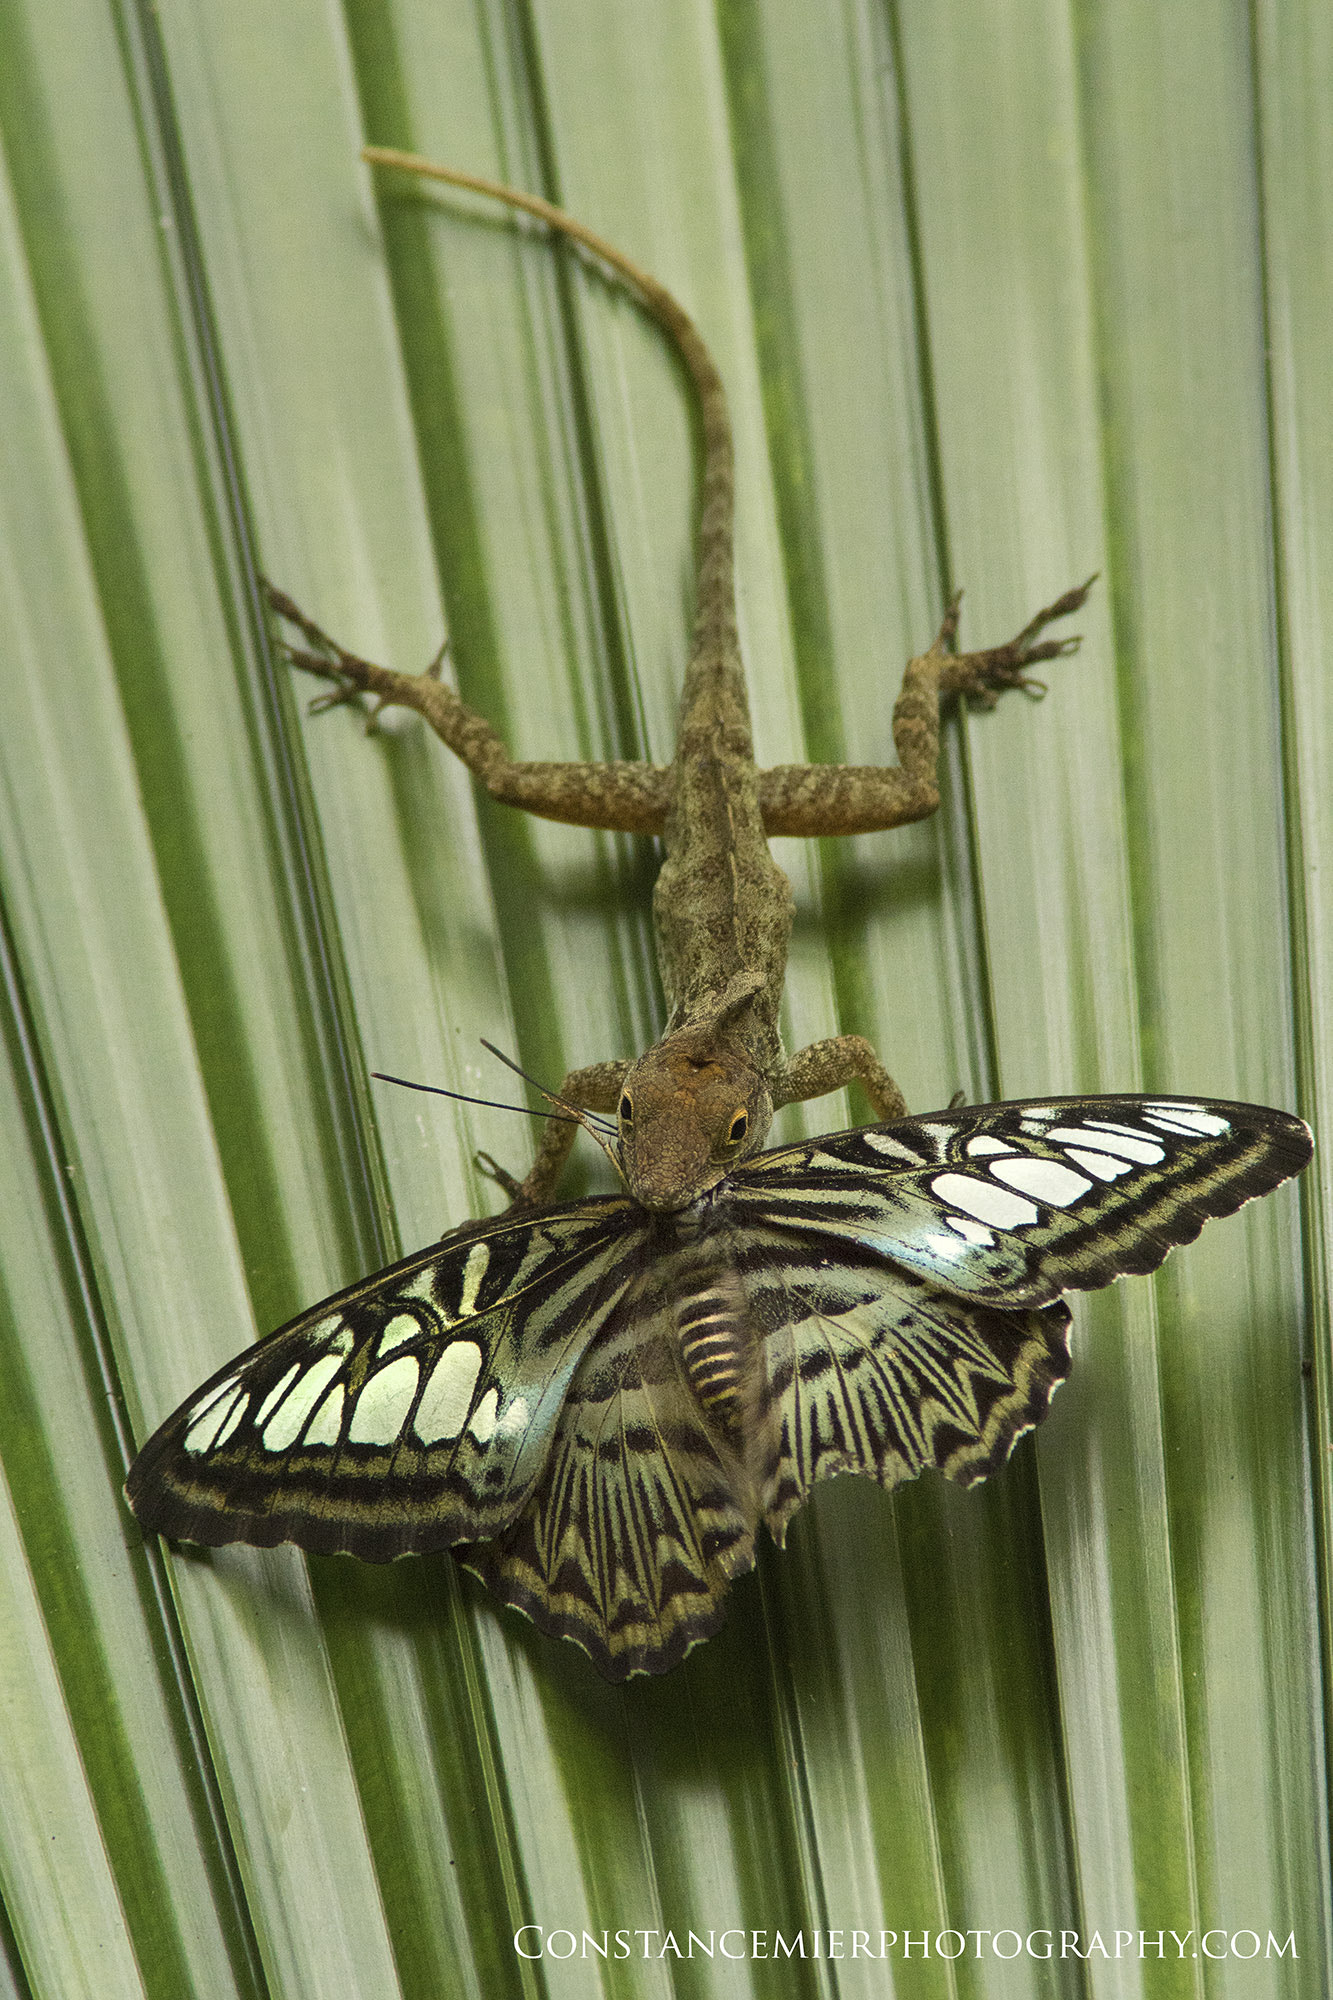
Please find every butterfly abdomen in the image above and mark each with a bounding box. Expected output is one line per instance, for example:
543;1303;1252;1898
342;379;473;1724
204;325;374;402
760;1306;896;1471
676;1281;748;1423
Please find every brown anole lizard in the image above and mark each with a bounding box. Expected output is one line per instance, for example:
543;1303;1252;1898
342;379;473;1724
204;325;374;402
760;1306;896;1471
268;152;1092;1216
128;157;1310;1681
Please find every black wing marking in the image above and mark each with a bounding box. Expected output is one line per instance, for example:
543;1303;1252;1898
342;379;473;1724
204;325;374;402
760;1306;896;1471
709;1214;1072;1541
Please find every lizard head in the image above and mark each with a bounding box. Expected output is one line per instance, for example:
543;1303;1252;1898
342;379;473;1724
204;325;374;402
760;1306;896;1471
614;1032;772;1211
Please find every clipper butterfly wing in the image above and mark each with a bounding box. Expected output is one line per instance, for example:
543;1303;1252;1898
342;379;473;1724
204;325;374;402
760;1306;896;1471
126;1095;1310;1679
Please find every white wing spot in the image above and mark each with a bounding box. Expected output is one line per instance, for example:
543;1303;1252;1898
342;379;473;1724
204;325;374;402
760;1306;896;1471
947;1214;996;1245
304;1386;344;1448
414;1340;483;1445
1058;1144;1128;1182
468;1386;499;1444
990;1156;1093;1208
348;1354;420;1447
930;1172;1039;1230
185;1387;244;1454
458;1240;490;1318
966;1136;1017;1158
302;1315;346;1351
378;1313;418;1356
861;1131;923;1162
1021;1105;1056;1121
262;1353;345;1452
214;1398;247;1449
1080;1122;1166;1163
916;1123;955;1149
254;1365;300;1428
1145;1103;1230;1137
186;1373;240;1427
400;1267;440;1305
496;1395;530;1438
1048;1127;1134;1170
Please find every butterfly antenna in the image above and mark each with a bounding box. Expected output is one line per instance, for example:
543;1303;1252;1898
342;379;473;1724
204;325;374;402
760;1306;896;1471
478;1039;621;1157
371;1072;594;1125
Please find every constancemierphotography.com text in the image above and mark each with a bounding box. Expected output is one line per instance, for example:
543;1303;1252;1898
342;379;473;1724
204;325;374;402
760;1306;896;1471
513;1927;1297;1966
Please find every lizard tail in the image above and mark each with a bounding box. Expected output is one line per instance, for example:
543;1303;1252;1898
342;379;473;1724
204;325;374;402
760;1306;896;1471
360;149;737;662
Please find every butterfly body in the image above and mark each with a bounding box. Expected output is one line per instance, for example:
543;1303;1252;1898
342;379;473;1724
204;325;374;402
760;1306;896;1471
128;1095;1310;1679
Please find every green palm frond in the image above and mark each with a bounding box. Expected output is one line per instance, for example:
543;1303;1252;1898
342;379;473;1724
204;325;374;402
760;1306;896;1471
0;1;1327;1996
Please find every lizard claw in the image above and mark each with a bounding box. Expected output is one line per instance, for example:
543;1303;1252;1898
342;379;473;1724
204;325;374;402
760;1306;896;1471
940;575;1096;706
265;578;453;730
475;1150;525;1201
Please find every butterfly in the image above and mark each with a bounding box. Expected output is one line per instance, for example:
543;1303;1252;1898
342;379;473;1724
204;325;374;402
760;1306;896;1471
125;1094;1310;1679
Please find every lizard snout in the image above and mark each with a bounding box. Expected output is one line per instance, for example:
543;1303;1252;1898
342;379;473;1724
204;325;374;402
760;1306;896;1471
617;1040;771;1210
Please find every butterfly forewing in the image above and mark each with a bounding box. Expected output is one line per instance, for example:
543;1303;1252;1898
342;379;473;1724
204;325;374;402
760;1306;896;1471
735;1096;1312;1307
126;1196;642;1559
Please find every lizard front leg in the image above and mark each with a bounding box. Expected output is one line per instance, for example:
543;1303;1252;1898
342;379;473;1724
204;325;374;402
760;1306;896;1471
773;1035;908;1124
477;1060;630;1208
757;577;1095;837
267;587;671;835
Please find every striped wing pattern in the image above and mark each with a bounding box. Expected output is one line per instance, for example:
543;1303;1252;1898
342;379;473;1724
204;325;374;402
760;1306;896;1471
457;1274;758;1678
125;1199;640;1559
732;1095;1313;1304
126;1095;1310;1678
734;1237;1072;1543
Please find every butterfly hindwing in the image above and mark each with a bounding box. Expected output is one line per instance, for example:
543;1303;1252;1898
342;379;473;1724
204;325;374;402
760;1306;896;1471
721;1094;1309;1543
125;1196;643;1559
729;1225;1073;1542
734;1096;1312;1307
460;1267;757;1680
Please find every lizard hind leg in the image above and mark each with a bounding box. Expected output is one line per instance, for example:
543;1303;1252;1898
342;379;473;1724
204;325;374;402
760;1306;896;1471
938;574;1098;708
756;576;1096;838
265;583;672;834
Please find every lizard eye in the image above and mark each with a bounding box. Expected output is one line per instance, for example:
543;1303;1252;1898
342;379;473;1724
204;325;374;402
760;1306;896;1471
719;1108;748;1153
618;1092;634;1124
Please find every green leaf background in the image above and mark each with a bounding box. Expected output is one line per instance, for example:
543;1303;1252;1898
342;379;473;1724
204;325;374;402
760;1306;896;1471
0;0;1328;1994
